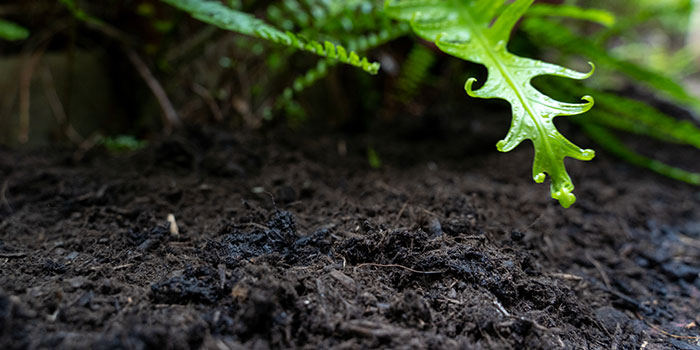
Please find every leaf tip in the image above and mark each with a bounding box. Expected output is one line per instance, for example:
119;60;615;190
496;139;506;152
580;148;595;160
584;62;595;78
534;172;546;183
552;186;576;208
579;95;595;112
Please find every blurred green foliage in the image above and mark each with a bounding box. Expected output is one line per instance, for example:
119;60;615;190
98;135;148;153
0;19;29;41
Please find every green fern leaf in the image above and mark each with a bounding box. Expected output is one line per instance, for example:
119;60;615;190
525;4;615;27
522;18;700;112
162;0;381;74
386;0;595;208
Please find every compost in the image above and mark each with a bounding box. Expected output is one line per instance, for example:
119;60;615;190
1;123;699;349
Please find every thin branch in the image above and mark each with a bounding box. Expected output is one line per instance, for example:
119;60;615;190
64;9;182;130
192;83;224;121
1;180;12;212
0;252;27;259
123;48;181;130
354;263;443;275
636;313;700;340
40;65;84;144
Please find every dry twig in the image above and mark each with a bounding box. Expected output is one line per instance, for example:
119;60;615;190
354;263;443;275
40;66;83;144
586;251;611;289
1;180;11;212
123;48;181;130
192;83;224;121
70;16;182;130
636;313;700;340
395;201;408;222
0;252;27;258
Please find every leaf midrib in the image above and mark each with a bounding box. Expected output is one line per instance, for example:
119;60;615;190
455;0;555;172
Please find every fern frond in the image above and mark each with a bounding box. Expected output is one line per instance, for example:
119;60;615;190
276;59;330;116
275;24;410;116
386;0;596;208
522;17;700;112
525;4;615;27
267;0;381;33
162;0;381;74
581;124;700;186
555;81;700;149
394;44;436;102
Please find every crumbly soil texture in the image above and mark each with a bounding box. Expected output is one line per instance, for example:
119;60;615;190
1;121;699;350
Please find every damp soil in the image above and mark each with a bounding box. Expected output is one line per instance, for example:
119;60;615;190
1;120;699;350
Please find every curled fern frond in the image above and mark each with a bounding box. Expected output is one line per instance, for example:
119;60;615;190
386;0;596;208
162;0;381;74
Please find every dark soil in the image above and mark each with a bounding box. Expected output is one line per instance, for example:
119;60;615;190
1;120;699;349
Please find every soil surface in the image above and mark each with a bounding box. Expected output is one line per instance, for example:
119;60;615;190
1;120;700;349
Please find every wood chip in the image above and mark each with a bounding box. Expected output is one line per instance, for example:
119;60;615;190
167;213;179;237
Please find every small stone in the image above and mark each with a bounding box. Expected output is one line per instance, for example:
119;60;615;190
595;306;630;332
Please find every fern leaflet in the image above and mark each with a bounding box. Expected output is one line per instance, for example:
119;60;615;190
386;0;595;208
275;24;409;117
394;44;437;102
162;0;381;74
